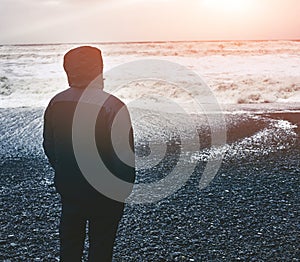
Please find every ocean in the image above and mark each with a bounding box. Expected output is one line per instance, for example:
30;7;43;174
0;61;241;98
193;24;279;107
0;41;299;260
1;40;300;107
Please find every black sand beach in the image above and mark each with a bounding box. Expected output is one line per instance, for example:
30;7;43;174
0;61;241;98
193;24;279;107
1;107;299;261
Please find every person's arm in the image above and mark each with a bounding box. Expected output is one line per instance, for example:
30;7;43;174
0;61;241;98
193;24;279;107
117;107;136;184
43;105;56;168
96;99;136;183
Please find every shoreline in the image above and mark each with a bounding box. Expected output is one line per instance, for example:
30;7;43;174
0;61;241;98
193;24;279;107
0;105;299;161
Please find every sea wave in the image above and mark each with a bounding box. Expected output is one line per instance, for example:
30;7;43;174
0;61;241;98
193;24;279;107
0;76;13;96
101;41;300;57
0;41;299;108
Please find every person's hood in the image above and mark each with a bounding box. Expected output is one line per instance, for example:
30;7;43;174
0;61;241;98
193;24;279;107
63;46;103;89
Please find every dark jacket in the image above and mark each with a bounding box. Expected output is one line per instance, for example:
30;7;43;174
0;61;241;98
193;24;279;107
43;87;135;204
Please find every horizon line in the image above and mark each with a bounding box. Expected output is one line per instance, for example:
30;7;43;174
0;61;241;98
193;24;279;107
1;38;300;47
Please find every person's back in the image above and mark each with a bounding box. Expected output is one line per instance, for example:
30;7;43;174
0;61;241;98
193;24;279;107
43;46;135;261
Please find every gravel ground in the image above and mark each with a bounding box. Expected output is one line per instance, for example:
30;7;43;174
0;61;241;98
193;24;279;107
1;108;299;261
1;150;299;261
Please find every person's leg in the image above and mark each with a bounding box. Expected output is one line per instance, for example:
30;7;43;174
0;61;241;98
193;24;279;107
87;206;124;262
59;199;87;262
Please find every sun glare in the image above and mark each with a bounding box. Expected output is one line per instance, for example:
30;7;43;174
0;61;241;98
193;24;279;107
201;0;252;13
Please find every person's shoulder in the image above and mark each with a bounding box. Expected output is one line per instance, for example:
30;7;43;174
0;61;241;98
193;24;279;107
102;90;126;109
47;88;81;107
102;90;124;103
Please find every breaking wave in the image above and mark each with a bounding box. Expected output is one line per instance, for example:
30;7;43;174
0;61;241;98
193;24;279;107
0;40;299;107
0;77;13;96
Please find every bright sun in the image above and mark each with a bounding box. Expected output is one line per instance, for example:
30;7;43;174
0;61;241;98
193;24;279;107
201;0;252;13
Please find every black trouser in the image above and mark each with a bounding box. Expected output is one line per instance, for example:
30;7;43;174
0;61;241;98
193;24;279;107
59;197;124;262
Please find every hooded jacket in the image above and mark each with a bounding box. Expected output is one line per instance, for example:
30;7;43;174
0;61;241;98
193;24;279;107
43;46;135;204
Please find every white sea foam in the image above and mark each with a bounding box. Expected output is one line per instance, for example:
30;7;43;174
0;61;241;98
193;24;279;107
0;41;299;109
190;118;298;163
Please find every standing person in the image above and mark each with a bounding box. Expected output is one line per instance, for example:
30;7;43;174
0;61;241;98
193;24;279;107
43;46;135;262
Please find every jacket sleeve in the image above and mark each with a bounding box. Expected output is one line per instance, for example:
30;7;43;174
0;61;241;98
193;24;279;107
43;105;56;168
109;103;136;184
96;100;136;185
123;110;136;183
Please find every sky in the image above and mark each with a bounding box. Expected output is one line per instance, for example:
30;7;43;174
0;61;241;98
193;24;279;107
0;0;300;44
